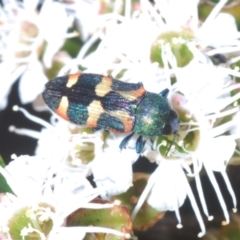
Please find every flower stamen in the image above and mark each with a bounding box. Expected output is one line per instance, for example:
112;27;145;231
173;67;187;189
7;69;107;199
203;161;229;225
9;125;41;139
12;105;53;129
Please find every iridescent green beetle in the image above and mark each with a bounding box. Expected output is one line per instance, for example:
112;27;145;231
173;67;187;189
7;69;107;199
42;72;179;153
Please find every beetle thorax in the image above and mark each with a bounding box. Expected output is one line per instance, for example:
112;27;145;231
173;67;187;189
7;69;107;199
133;92;171;137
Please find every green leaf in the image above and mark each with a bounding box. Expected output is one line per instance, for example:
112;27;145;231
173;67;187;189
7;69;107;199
0;155;14;194
0;155;6;167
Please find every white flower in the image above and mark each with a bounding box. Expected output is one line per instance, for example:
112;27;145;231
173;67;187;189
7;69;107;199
4;155;49;198
132;158;207;236
0;2;45;109
0;155;130;240
195;134;237;225
9;105;139;200
9;106;103;167
39;1;74;69
71;0;101;41
2;155;96;205
137;81;238;234
154;0;199;29
176;60;232;115
0;64;26;110
92;148;137;199
2;0;240;238
134;132;237;237
19;61;48;104
0;1;79;110
198;11;239;46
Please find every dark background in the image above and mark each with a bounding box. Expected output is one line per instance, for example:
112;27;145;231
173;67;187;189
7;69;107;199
0;79;240;240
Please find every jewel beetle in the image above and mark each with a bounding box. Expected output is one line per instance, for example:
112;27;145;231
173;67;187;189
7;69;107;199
42;72;179;153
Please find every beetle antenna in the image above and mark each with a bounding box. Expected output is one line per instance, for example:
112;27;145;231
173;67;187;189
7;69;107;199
166;133;177;156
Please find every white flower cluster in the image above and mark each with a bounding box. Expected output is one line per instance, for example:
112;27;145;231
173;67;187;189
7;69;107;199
1;0;240;239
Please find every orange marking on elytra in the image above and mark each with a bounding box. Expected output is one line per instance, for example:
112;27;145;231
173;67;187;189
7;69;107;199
66;73;82;88
118;85;146;101
86;100;105;128
109;110;134;132
55;96;70;121
95;76;112;97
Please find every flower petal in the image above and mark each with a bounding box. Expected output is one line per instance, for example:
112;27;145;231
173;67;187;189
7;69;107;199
147;160;186;211
18;62;48;104
92;150;135;199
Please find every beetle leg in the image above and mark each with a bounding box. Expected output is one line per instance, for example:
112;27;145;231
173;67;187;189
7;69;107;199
119;132;134;150
159;88;169;97
165;133;178;156
150;138;154;150
136;135;146;153
92;127;101;131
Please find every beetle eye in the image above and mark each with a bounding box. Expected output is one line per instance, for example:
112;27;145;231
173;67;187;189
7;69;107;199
162;110;179;135
162;123;172;135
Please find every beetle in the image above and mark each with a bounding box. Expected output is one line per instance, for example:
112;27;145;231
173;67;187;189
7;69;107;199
42;72;179;153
